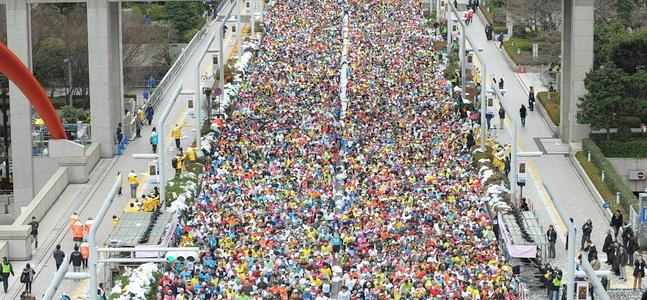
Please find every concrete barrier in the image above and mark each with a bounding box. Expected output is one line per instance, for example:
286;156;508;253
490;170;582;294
0;167;69;260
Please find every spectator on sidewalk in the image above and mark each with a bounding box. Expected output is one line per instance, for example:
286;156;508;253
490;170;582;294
581;219;593;250
19;263;35;293
27;216;39;249
497;32;504;48
528;86;535;111
69;245;83;273
53;244;65;270
611;210;623;239
135;117;143;138
546;225;557;258
115;123;123;144
628;236;639;265
499;76;505;90
615;245;629;280
603;229;614;265
498;106;505;129
635;256;646;290
1;257;14;293
622;220;634;248
145;105;154;126
519;104;527;127
150;127;159;154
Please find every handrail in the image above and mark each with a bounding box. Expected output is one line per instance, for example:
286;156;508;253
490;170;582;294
147;21;210;108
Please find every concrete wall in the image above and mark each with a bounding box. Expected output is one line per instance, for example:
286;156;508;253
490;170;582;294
0;167;69;260
32;142;101;192
608;158;647;192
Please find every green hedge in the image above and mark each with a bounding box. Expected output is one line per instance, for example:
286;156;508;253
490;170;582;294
591;137;647;158
576;152;628;220
536;91;560;126
582;138;638;213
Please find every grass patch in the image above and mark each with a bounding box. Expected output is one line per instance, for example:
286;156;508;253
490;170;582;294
575;151;628;220
503;37;553;66
536;91;560;126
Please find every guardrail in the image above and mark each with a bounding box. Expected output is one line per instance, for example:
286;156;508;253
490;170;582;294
147;22;210;108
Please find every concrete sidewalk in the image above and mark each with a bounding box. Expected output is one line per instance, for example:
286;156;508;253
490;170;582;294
459;8;642;296
1;16;240;300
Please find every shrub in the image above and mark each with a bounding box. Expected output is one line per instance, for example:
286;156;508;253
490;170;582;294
536;91;560;126
582;138;638;213
575;151;628;221
50;97;66;109
592;138;647;158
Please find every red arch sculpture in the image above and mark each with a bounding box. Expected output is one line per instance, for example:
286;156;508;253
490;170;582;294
0;42;66;139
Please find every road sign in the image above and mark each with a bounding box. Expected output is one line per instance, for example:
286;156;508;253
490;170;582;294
214;88;223;96
603;202;609;209
642;207;647;224
629;170;645;181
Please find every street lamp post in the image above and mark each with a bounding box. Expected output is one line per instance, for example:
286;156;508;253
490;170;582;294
236;0;242;61
63;58;73;106
195;22;218;145
218;1;237;109
158;83;184;207
0;81;9;191
447;2;486;151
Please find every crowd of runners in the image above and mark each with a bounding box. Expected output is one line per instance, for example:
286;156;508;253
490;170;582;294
157;0;519;299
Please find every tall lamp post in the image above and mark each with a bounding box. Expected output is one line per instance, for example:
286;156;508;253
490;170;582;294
0;78;9;191
448;1;487;151
63;57;73;106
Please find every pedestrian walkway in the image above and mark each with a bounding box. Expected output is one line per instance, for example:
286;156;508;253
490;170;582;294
0;4;243;299
459;6;642;295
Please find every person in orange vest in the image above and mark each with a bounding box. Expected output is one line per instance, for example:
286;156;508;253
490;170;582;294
79;239;89;269
84;217;94;236
69;212;79;231
71;219;84;242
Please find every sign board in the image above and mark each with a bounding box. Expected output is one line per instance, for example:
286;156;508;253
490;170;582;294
517;161;527;183
214;88;223;96
576;281;590;300
629;170;646;181
486;96;495;115
148;161;159;183
187;99;194;115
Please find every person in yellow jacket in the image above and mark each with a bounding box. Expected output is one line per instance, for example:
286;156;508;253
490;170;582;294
186;145;196;162
172;123;183;149
111;215;119;228
127;170;138;198
173;153;187;177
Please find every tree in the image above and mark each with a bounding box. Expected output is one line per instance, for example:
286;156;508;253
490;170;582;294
595;0;618;22
165;1;205;42
122;8;168;86
609;29;647;75
506;0;561;33
593;21;627;69
578;67;633;139
617;0;635;26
